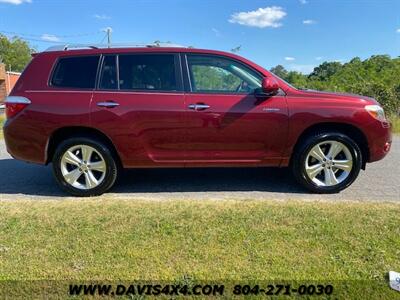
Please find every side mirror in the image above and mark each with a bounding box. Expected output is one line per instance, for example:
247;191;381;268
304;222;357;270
261;77;280;95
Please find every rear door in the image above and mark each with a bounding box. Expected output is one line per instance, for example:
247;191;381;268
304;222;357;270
90;53;186;167
182;53;288;166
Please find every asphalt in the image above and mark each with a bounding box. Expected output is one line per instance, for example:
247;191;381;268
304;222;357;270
0;137;398;201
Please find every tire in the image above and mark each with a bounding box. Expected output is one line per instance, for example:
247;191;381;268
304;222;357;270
52;137;118;196
291;131;362;193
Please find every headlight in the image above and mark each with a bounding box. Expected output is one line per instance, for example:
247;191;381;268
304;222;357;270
365;105;386;121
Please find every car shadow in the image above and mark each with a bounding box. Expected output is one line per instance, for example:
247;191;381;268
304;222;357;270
0;158;306;197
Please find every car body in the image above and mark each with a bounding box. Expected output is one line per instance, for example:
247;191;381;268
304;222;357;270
3;44;392;196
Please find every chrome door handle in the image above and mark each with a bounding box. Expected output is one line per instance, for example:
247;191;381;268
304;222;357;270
97;101;120;108
188;103;210;111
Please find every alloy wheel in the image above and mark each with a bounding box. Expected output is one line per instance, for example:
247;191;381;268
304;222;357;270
60;145;107;190
305;140;353;187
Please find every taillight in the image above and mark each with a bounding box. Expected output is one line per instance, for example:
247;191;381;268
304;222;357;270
5;96;31;119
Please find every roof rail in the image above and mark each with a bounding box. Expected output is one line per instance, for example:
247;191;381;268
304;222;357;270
45;44;99;52
44;43;187;52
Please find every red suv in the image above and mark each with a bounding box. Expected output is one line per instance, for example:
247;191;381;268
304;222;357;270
3;44;392;196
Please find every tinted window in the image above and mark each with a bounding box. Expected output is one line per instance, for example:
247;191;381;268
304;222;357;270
99;56;117;90
118;54;177;91
51;56;100;89
187;55;262;93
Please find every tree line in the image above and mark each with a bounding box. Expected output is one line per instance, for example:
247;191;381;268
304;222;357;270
270;55;400;115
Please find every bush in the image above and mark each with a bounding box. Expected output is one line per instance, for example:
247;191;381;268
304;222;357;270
346;82;399;114
271;55;400;115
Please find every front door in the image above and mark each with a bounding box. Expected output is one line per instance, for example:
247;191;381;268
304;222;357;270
183;54;288;166
90;53;186;167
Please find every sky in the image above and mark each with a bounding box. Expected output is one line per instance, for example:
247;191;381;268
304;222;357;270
0;0;399;73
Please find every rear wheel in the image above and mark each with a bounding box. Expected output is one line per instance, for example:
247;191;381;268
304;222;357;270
52;137;118;196
292;132;362;193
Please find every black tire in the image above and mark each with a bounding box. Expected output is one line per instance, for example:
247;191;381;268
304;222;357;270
52;137;118;196
291;131;362;193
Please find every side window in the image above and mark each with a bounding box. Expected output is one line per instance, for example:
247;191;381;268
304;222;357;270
187;55;262;93
118;54;177;91
51;56;100;89
99;55;117;90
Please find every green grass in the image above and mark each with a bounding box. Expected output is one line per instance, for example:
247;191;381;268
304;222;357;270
0;199;399;298
389;114;400;134
0;113;4;139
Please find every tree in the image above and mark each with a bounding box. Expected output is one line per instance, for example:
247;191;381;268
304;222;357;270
271;55;400;114
270;65;288;80
308;61;342;81
285;71;309;88
0;34;34;72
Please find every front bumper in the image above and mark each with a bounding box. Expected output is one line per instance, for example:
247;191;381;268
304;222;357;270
366;120;392;163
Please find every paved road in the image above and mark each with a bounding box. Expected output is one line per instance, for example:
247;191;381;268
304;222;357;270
0;138;399;201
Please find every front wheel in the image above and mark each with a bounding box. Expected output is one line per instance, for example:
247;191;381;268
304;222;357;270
52;137;118;196
292;132;362;193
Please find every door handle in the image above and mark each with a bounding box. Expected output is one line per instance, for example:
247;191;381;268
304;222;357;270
97;101;120;108
188;103;210;111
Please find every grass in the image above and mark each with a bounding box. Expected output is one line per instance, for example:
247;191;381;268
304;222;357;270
0;113;4;139
389;114;400;134
0;199;399;298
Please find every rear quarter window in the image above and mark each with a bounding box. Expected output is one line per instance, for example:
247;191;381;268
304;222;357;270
50;56;100;89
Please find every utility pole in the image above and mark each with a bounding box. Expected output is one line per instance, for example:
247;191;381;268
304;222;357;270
103;27;112;48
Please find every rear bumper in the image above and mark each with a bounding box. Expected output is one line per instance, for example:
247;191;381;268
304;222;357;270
366;120;392;163
3;117;47;165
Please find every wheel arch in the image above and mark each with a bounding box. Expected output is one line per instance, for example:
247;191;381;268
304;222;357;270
290;122;369;169
46;126;122;167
